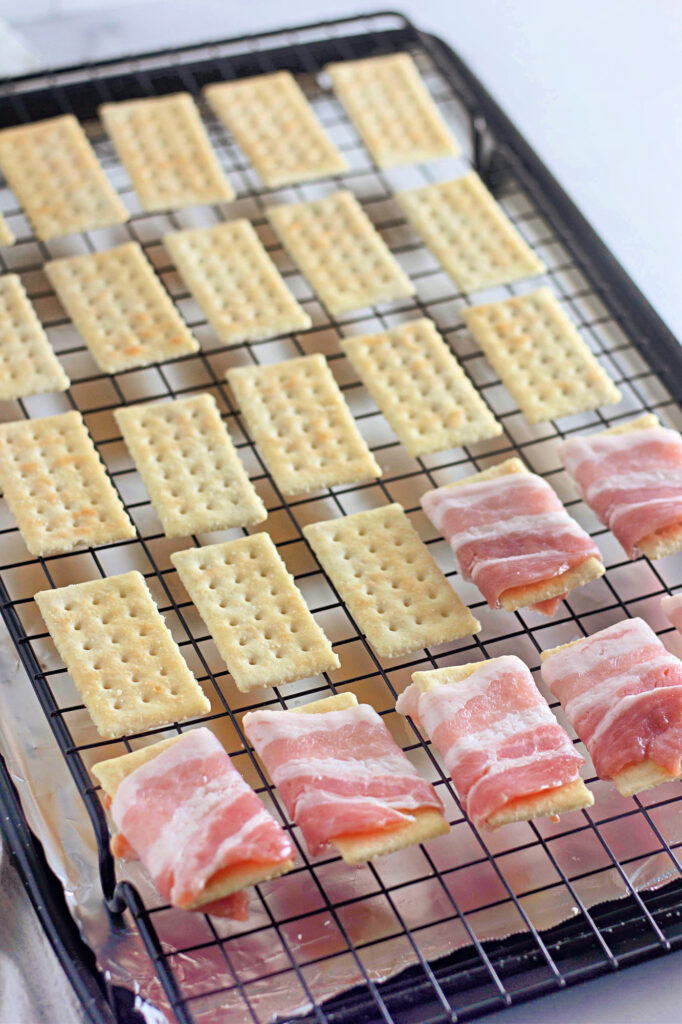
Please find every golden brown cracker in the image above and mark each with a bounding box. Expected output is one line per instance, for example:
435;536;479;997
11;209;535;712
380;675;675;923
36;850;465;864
0;410;134;556
35;571;210;739
115;393;266;538
171;533;339;692
303;503;480;658
100;92;234;211
462;287;621;422
0;114;127;240
267;190;414;315
205;71;347;187
45;241;198;373
227;353;381;495
0;273;69;400
326;52;460;169
341;318;501;456
164;218;310;345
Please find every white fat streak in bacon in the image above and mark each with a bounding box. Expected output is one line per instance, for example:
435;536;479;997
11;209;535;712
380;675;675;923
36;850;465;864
541;618;659;693
271;753;422;788
559;428;682;478
562;655;676;727
583;469;682;504
293;790;419;820
440;511;590;557
470;551;574;586
129;769;254;902
661;594;682;634
421;473;559;532
243;703;382;747
465;747;575;818
586;669;682;752
440;705;559;771
112;728;279;906
609;495;682;532
541;618;682;769
409;656;525;738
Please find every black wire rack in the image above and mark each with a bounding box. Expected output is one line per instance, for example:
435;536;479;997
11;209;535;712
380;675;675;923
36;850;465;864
0;11;681;1024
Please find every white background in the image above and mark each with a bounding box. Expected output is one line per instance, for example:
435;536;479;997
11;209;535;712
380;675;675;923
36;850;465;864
1;2;682;1021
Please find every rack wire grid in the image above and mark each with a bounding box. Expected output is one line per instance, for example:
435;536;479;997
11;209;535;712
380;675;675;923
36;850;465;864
1;11;681;1024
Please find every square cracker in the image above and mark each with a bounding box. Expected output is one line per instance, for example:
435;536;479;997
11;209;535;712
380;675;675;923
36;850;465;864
93;733;294;903
0;410;134;556
303;503;480;659
100;92;234;212
172;532;339;692
409;661;593;827
287;692;448;862
341;317;502;457
45;241;198;374
267;190;414;316
227;353;381;495
204;71;347;188
396;171;546;293
433;458;604;611
0;114;128;241
0;213;14;247
462;287;622;423
0;274;70;400
164;219;311;346
540;637;682;796
35;570;210;740
115;393;266;538
326;52;460;169
573;414;682;560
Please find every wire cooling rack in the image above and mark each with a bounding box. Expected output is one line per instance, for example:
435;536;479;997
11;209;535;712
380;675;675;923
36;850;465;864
0;11;681;1024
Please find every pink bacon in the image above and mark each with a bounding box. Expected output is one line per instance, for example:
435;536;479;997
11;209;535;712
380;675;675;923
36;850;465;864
242;704;443;855
420;472;600;613
397;655;584;827
540;618;682;779
111;728;294;914
559;427;682;557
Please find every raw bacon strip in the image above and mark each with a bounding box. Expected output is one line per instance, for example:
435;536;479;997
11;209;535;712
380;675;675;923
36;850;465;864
421;465;601;613
108;728;295;912
559;425;682;558
397;656;586;826
541;618;682;783
242;702;443;856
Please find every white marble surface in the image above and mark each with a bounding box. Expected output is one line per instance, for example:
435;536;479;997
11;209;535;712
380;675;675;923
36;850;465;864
2;3;682;1022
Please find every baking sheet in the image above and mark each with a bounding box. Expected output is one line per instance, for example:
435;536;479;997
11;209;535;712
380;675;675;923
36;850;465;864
0;40;681;1024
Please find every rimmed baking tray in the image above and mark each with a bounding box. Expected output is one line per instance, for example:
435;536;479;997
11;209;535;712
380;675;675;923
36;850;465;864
0;11;681;1024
